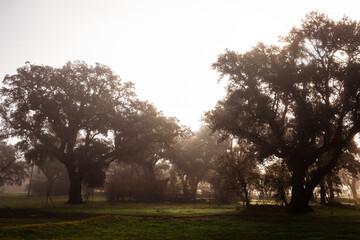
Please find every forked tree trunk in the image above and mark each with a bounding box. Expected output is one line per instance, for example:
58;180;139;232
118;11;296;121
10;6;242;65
286;150;342;213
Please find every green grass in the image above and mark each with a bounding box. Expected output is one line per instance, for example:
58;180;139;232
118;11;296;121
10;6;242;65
0;195;359;240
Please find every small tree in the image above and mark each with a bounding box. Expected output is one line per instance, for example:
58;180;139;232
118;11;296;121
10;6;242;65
106;103;180;202
167;128;224;202
34;156;68;195
0;141;28;187
340;171;359;201
340;142;360;201
262;160;291;206
211;140;260;207
316;140;360;204
29;163;69;195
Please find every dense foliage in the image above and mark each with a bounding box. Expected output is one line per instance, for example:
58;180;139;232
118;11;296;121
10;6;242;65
1;12;359;213
207;12;360;212
0;61;180;203
0;141;28;187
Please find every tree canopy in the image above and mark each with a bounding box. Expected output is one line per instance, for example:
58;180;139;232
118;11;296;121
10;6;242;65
0;61;180;203
166;128;225;201
0;141;28;187
207;12;360;213
211;139;261;207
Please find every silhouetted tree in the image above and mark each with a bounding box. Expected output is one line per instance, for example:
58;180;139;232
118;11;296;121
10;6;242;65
122;103;180;201
340;141;360;201
207;12;360;213
0;61;145;203
262;160;291;206
106;160;171;202
211;140;261;207
0;141;28;187
340;171;359;201
317;140;360;204
106;103;180;202
167;128;224;201
106;162;135;201
29;162;69;195
32;155;68;194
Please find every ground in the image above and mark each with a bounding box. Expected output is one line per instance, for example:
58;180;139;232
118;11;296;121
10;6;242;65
0;195;359;239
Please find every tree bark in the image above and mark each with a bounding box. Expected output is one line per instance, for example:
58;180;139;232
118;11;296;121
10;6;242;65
66;169;83;204
287;169;313;213
287;147;345;213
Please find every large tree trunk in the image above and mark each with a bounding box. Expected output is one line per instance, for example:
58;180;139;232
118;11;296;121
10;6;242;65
287;148;344;213
287;169;313;213
66;167;83;204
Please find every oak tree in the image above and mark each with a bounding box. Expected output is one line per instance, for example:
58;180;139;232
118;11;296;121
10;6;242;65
207;12;360;212
1;61;136;203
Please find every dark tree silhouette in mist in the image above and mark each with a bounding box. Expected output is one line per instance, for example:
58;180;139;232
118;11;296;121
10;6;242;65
211;139;261;207
207;12;360;213
107;102;181;202
0;141;28;187
166;128;225;202
1;61;178;204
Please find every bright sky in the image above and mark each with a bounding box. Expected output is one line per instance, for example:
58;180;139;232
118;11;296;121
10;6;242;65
1;0;359;130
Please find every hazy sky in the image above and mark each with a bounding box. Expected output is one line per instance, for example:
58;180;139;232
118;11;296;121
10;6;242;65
1;0;359;130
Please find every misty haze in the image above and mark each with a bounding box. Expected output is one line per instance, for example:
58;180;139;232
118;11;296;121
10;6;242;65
0;1;359;239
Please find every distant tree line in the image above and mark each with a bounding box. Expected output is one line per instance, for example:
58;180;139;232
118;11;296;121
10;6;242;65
0;11;360;214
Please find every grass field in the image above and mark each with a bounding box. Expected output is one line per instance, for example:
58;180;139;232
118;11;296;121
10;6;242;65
0;194;359;240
